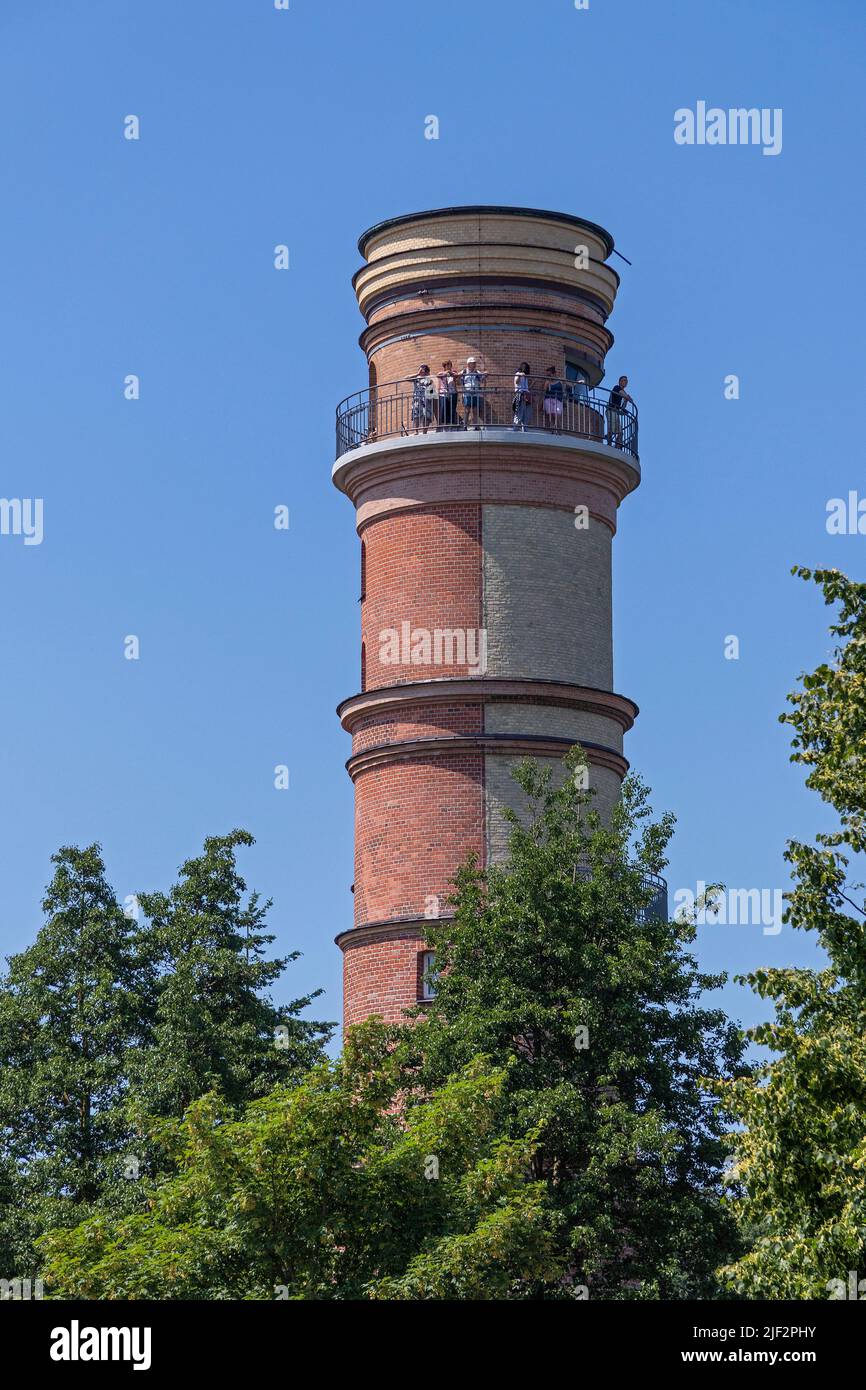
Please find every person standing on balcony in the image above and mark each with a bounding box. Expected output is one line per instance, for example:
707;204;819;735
570;368;589;402
461;356;486;429
411;363;434;435
542;366;564;434
512;361;532;430
606;374;634;447
437;359;458;430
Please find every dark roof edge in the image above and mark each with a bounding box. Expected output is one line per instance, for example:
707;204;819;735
358;206;615;261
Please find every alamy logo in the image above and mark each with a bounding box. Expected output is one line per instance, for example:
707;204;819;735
0;497;43;545
674;102;782;156
674;881;784;936
827;1271;866;1300
0;1276;43;1300
50;1320;152;1371
826;492;866;535
379;622;488;674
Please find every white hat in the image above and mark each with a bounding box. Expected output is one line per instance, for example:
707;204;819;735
466;355;477;363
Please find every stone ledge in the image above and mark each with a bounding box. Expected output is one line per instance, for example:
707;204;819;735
337;678;638;734
346;733;628;781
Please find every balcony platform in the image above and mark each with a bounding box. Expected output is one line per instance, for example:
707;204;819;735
336;378;638;459
332;424;641;528
333;422;641;471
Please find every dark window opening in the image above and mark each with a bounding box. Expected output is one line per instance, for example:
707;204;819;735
418;950;437;1001
565;361;590;401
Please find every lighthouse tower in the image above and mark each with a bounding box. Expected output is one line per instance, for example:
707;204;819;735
333;206;647;1029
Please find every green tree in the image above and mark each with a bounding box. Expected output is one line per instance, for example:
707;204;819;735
406;755;747;1298
130;830;330;1124
40;1022;557;1300
718;568;866;1298
0;831;329;1284
33;780;746;1301
0;845;150;1277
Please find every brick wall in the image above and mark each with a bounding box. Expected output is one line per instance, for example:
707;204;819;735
363;283;613;388
361;504;483;690
341;925;430;1028
352;752;484;926
482;505;613;689
351;700;483;755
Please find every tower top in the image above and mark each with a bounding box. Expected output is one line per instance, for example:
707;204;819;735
353;205;620;324
357;205;616;259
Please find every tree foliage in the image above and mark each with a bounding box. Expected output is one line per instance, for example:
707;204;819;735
0;832;329;1284
39;760;745;1300
406;755;746;1298
718;568;866;1298
40;1023;556;1300
0;846;151;1276
131;830;326;1122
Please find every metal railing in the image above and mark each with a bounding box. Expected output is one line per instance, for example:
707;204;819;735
335;376;639;460
635;871;668;923
575;867;668;924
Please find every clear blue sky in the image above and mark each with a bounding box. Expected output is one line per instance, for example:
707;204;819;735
1;0;863;1042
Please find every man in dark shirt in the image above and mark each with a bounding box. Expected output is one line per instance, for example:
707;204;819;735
606;374;634;447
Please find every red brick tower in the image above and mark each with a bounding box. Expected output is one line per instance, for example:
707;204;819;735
333;206;646;1029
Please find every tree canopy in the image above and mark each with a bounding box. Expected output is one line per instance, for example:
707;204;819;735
718;568;866;1298
0;832;329;1284
39;759;746;1299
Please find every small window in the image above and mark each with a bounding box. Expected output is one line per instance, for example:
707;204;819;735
360;539;366;602
360;641;366;693
419;950;437;1001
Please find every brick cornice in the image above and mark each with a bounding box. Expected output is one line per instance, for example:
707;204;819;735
360;304;612;368
338;678;638;733
362;278;613;324
346;733;629;782
335;918;437;952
